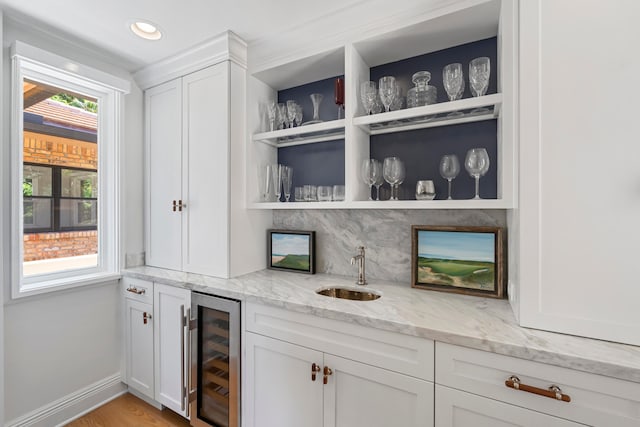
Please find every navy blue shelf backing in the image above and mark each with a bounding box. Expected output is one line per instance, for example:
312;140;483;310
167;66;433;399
275;37;498;201
370;120;498;201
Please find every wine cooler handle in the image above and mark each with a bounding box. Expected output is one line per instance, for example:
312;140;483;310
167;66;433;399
185;307;191;418
180;304;186;412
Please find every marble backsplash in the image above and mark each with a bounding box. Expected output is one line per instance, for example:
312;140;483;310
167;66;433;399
273;209;507;285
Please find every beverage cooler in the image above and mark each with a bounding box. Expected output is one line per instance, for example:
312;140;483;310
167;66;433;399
190;292;241;427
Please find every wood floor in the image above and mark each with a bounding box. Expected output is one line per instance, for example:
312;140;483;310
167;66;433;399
66;393;191;427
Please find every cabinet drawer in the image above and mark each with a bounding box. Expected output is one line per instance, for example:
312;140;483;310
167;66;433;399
122;277;154;304
435;342;640;427
245;303;434;381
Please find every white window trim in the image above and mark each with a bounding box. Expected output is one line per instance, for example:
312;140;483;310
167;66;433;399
10;41;130;299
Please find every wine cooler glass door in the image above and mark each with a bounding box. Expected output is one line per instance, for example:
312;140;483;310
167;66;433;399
191;293;240;427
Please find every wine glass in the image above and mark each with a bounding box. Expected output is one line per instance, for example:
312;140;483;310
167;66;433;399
277;103;289;129
270;163;281;201
266;101;277;132
286;100;298;128
469;57;490;114
282;166;293;201
383;157;405;200
360;81;377;115
295;104;303;127
464;148;490;199
378;76;397;112
373;162;384;200
361;159;377;200
443;63;464;117
335;77;345;119
439;154;460;200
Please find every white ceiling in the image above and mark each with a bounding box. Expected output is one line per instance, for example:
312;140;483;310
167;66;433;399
0;0;368;72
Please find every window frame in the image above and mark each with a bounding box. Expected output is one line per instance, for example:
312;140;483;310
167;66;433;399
11;41;130;298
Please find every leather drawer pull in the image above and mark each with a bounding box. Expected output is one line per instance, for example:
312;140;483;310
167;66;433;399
506;375;571;402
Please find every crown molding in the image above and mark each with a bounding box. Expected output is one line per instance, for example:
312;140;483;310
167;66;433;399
134;30;247;90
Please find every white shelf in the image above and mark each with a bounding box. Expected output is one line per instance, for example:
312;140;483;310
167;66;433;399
253;119;345;147
249;198;511;210
353;94;502;135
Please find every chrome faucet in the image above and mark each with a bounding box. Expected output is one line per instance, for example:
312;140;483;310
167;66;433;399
350;246;367;286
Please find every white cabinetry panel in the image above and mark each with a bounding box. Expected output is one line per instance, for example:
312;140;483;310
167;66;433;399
517;0;640;345
125;299;154;399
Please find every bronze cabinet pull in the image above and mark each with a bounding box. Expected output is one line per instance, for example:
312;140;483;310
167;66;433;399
143;312;152;324
172;200;177;211
323;366;333;385
505;375;571;402
126;286;145;295
311;363;321;381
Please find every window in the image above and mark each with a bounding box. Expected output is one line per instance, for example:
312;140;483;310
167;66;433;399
11;41;130;297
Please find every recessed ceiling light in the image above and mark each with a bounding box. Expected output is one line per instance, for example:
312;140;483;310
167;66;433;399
130;20;162;40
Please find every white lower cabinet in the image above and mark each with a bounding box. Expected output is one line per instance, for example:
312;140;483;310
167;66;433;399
154;283;191;417
245;332;434;427
123;278;155;400
243;303;435;427
435;385;582;427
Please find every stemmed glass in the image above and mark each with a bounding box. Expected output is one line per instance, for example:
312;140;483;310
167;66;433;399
361;159;377;200
443;63;464;117
464;148;490;199
295;104;303;127
378;76;397;112
277;103;289;129
271;163;281;201
303;93;323;125
469;57;490;114
282;166;293;201
439;154;460;200
373;165;384;200
383;157;405;201
266;101;277;132
286;100;298;128
360;81;377;115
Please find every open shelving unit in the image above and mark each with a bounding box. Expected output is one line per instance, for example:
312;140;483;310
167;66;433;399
246;0;516;210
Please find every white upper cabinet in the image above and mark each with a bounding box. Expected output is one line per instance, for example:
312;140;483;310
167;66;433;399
246;0;517;210
515;0;640;345
141;31;271;278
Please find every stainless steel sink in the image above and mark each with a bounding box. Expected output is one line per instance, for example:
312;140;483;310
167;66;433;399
316;287;381;301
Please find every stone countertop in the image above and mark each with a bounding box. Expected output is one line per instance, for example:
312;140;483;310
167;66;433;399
122;266;640;383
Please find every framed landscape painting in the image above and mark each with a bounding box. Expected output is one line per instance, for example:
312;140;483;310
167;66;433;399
267;229;315;274
411;225;505;298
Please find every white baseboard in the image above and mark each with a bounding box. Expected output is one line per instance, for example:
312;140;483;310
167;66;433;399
5;374;127;427
127;387;162;410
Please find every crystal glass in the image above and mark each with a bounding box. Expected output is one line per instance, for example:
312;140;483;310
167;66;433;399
303;184;317;202
389;85;405;111
361;159;377;200
295;104;303;126
317;186;332;201
439;154;460;200
258;164;273;201
415;180;436;200
332;185;345;201
465;148;490;199
303;93;323;125
360;81;377;115
382;157;405;201
373;163;384;200
443;63;464;101
282;166;293;201
335;77;345;119
266;101;277;131
378;76;397;112
271;163;281;201
294;186;304;202
469;57;490;97
286;100;298;128
407;71;437;108
277;103;289;129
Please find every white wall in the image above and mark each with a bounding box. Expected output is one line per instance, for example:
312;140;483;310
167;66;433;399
1;13;144;424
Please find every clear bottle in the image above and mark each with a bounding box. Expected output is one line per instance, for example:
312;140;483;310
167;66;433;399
407;71;437;108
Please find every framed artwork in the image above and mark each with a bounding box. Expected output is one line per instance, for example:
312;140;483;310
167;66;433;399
267;229;315;274
411;225;505;298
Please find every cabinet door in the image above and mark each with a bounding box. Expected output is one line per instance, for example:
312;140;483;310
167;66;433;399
244;332;323;427
125;299;154;399
323;354;434;427
145;79;183;271
182;63;230;278
154;283;191;416
435;385;582;427
517;0;640;345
